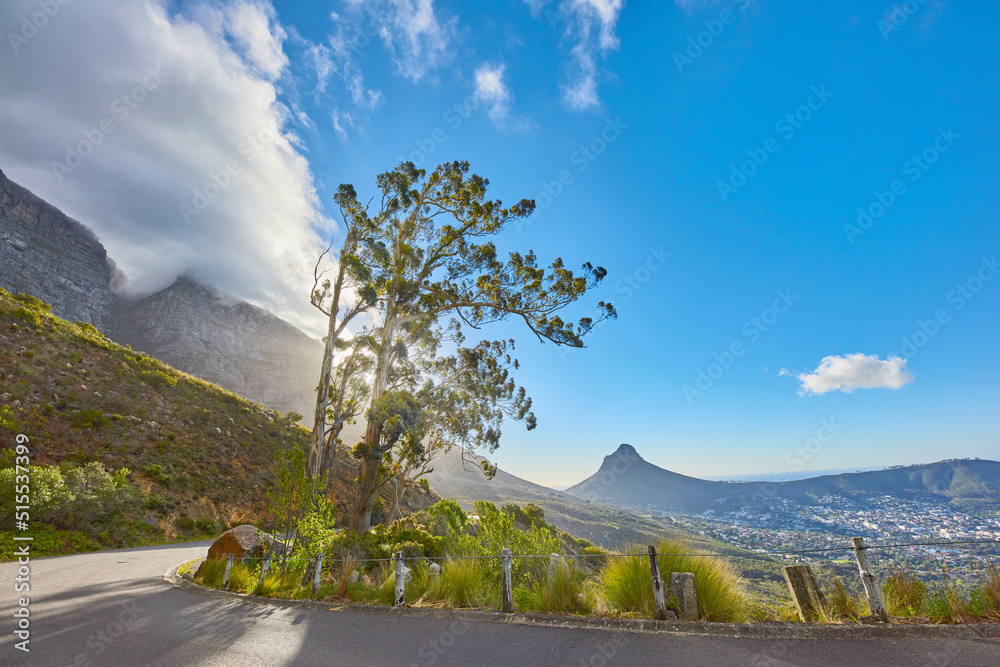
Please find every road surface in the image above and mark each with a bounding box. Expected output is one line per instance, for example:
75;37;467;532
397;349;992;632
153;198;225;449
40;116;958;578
2;541;998;666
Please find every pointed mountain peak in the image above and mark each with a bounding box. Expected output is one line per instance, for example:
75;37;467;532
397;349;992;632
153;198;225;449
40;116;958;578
612;443;639;457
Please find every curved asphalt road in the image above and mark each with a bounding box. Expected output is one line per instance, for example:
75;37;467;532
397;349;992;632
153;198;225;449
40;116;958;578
2;541;999;666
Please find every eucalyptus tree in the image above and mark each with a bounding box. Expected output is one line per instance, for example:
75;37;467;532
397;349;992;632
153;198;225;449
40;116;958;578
341;160;615;531
382;332;536;525
308;185;378;479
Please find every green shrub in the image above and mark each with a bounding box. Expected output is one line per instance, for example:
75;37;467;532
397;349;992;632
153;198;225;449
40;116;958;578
883;568;927;617
227;563;259;593
70;409;109;429
11;307;41;327
599;540;748;622
465;501;561;587
144;463;174;486
0;463;74;527
0;524;100;560
515;561;592;615
60;463;142;542
823;576;868;622
196;517;220;534
196;560;226;588
13;293;51;312
423;558;496;608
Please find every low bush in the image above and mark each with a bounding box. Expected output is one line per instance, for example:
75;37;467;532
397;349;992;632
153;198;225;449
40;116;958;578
599;540;748;622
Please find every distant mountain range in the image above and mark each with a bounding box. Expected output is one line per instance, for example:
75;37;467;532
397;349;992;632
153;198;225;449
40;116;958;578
0;168;321;418
566;444;1000;512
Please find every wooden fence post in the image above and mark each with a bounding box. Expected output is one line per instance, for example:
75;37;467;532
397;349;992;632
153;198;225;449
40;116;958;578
257;555;271;589
649;546;669;620
851;537;888;623
222;554;234;589
501;548;513;613
782;565;825;622
311;553;324;599
394;551;406;606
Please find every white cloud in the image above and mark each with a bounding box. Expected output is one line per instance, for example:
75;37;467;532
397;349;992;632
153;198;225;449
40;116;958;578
531;0;625;111
523;0;553;19
345;0;456;81
223;1;288;81
796;354;915;396
0;0;332;336
473;63;511;123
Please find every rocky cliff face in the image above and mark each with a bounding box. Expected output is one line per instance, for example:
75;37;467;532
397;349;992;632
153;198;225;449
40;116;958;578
109;276;323;418
0;168;122;328
0;168;322;419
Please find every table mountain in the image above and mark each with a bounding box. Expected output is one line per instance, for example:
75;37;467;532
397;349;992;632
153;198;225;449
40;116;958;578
0;168;321;418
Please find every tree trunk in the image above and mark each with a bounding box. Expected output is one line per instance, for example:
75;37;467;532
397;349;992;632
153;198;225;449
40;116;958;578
309;272;344;480
309;313;336;479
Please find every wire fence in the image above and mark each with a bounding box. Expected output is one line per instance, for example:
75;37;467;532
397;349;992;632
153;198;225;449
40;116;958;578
202;535;1000;622
223;537;1000;566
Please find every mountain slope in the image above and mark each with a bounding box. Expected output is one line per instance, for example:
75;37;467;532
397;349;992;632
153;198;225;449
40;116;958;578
567;444;1000;512
0;169;322;418
109;275;323;418
0;288;435;550
0;168;122;329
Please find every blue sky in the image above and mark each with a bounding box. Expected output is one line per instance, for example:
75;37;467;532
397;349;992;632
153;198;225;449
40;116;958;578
2;0;997;486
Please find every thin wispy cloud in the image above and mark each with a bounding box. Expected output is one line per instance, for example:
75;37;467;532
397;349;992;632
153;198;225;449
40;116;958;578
794;354;915;396
523;0;625;111
344;0;456;82
473;62;511;123
561;0;625;111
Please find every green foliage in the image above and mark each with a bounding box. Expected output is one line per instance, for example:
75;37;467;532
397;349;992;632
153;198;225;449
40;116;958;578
226;562;259;593
0;406;18;434
423;558;496;608
823;576;868;622
143;463;174;486
599;540;748;622
464;501;561;587
0;463;74;527
883;568;928;617
195;559;226;588
69;409;109;429
0;524;101;559
61;463;142;541
11;306;41;327
416;498;468;541
13;293;52;312
266;445;336;561
515;561;593;615
329;517;444;563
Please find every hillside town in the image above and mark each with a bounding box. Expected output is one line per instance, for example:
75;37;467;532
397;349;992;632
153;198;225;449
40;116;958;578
664;494;1000;582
